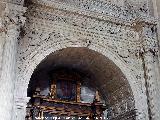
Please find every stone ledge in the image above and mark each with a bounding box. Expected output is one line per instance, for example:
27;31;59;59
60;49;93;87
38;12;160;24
27;0;157;26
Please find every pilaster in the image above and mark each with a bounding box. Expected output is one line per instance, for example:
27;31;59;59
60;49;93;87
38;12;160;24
0;1;26;120
140;24;160;120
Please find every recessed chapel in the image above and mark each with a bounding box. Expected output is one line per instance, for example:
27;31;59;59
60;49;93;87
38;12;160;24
0;0;160;120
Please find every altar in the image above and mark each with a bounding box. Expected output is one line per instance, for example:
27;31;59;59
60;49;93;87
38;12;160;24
25;70;107;120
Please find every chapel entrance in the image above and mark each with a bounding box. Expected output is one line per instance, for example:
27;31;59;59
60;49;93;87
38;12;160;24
26;47;136;120
26;69;106;120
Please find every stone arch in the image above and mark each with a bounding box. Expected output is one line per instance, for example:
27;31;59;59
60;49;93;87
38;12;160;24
27;47;135;119
14;40;148;120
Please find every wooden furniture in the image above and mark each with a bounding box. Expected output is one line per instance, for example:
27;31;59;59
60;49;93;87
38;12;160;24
26;71;107;120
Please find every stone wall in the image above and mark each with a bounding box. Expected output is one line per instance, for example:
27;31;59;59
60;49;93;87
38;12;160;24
0;0;159;120
15;2;149;119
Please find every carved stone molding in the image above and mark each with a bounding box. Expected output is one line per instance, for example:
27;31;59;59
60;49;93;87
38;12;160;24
26;0;157;26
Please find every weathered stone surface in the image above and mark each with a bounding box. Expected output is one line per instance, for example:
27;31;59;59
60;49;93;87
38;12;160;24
0;0;159;120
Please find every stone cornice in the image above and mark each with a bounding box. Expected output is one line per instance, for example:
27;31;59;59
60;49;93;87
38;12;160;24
29;0;157;26
26;3;135;37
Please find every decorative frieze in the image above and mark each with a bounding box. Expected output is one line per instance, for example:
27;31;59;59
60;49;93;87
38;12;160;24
29;0;157;25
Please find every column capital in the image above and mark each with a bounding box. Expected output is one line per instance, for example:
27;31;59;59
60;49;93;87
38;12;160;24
0;2;26;33
138;24;159;57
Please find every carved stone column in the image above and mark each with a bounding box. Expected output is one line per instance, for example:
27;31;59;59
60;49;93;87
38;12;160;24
0;27;17;120
140;24;160;120
12;80;31;120
13;96;30;120
0;30;5;79
0;2;26;120
0;0;7;86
